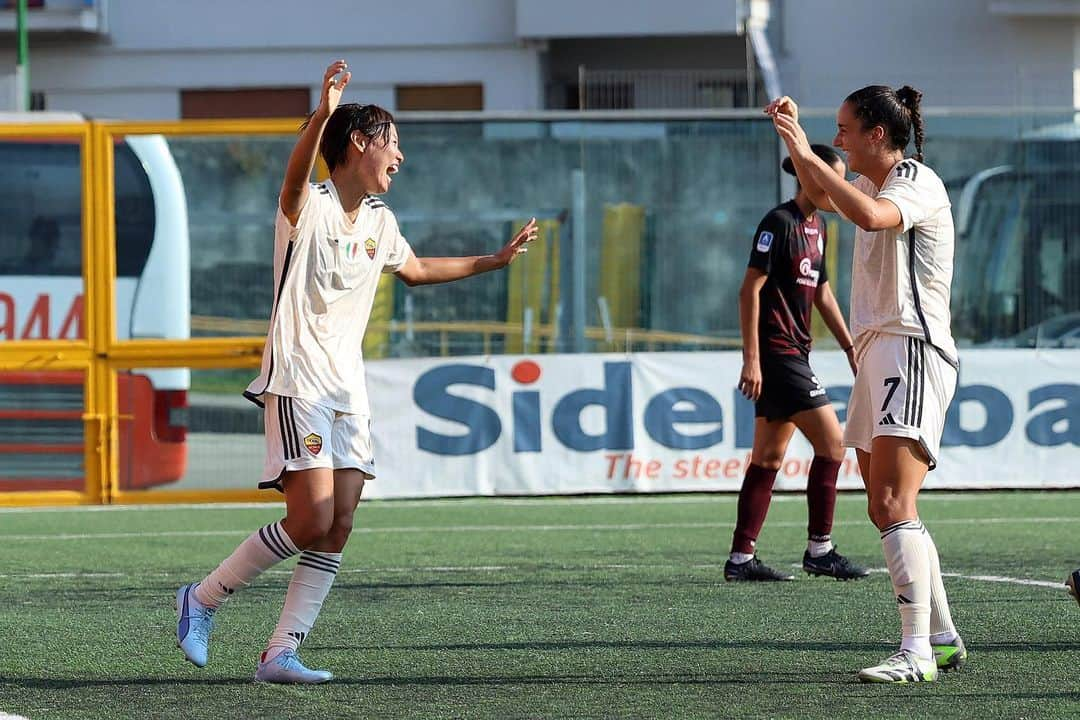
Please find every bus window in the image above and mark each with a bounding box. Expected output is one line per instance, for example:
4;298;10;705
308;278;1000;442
955;165;1080;346
953;171;1025;343
0;134;189;492
115;143;157;279
0;142;83;279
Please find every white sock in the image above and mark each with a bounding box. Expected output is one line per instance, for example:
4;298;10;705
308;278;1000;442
880;519;932;661
729;552;754;565
807;537;834;557
194;521;300;608
265;550;342;658
924;527;959;643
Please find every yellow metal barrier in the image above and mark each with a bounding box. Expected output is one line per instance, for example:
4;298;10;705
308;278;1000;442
600;204;646;331
0;117;736;507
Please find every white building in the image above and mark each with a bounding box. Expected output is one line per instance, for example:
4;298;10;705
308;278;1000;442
0;0;1078;116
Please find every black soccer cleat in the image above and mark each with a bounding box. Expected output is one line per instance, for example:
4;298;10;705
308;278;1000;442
1067;568;1080;606
802;548;870;580
724;556;795;582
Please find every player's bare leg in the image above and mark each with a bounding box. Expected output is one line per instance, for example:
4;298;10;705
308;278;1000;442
255;467;340;684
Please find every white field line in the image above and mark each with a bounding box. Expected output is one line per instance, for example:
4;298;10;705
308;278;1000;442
0;563;1065;591
863;568;1063;590
0;491;1054;514
0;515;1076;543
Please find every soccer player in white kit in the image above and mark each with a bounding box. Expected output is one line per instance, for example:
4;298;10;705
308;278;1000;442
768;86;965;683
175;60;538;683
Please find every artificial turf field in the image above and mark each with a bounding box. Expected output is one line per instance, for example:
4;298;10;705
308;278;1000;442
0;491;1077;720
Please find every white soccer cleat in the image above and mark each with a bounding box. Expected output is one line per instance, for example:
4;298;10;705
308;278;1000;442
176;583;215;668
858;650;939;683
254;649;333;684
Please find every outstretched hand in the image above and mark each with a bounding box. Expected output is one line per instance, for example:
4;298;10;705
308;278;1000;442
495;218;539;267
318;59;351;117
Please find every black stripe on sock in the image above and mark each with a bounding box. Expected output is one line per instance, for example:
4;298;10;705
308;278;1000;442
297;558;340;575
880;520;923;539
298;551;340;568
263;524;293;557
297;552;341;573
259;525;291;560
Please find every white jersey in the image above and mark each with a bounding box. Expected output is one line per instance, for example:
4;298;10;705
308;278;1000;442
245;180;413;414
849;159;957;364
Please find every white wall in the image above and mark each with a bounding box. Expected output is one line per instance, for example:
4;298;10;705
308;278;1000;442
776;0;1077;108
515;0;740;38
14;0;542;117
3;0;1079;115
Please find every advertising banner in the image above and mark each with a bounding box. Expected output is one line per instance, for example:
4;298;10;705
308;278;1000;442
364;350;1080;498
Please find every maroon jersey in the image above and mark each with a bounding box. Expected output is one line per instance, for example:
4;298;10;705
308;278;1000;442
747;200;828;357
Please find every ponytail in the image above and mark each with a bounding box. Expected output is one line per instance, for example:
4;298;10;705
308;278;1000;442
896;85;924;163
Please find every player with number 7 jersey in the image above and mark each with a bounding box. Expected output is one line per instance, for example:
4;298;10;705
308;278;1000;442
770;84;966;683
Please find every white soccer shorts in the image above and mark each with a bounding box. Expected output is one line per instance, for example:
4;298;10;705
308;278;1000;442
259;393;376;490
843;332;957;470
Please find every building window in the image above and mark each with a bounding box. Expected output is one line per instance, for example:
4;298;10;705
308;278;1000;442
395;84;483;111
180;88;311;119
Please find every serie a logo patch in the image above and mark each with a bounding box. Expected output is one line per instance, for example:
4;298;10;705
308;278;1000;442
304;433;323;455
756;231;774;253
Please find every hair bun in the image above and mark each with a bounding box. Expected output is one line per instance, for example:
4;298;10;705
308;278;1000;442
896;85;923;108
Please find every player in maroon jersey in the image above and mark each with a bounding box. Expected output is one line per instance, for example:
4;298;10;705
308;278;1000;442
726;144;869;582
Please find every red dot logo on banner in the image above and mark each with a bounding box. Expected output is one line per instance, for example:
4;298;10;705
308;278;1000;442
511;360;541;385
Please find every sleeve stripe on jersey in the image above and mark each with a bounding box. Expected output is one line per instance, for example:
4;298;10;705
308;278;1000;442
906;228;933;346
896;161;919;181
906;229;960;371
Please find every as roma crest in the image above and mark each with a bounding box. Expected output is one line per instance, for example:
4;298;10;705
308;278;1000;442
303;433;323;455
364;237;377;259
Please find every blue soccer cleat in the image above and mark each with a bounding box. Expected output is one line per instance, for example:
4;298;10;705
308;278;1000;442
254;649;334;684
176;583;215;668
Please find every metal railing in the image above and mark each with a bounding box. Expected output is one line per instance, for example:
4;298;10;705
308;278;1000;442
578;68;763;109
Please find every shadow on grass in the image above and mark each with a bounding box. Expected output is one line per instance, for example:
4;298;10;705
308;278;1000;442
318;638;1080;654
0;677;255;689
318;639;886;653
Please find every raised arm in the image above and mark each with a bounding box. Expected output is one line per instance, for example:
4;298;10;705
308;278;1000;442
772;112;901;232
813;280;857;375
395;219;538;287
280;60;350;226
